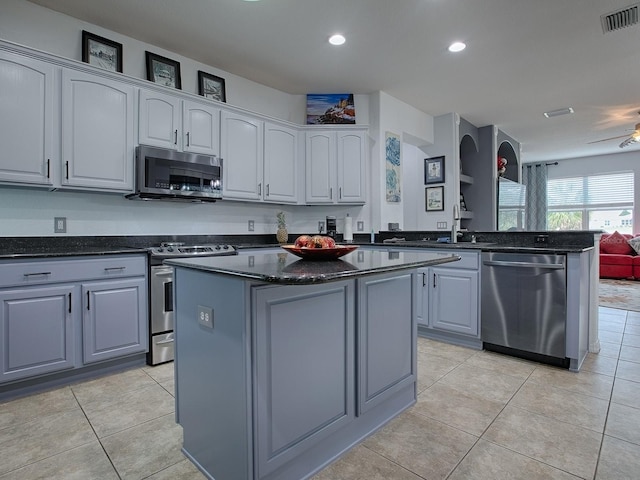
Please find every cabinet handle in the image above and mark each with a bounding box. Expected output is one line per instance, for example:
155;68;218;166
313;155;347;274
87;291;90;310
23;272;52;277
330;187;333;199
339;187;342;199
46;159;50;179
65;161;69;180
68;292;72;313
174;130;178;145
104;266;126;272
186;132;190;146
433;273;437;288
266;184;269;196
422;272;426;287
258;183;261;195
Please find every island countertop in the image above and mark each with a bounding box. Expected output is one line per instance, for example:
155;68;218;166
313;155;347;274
165;248;460;284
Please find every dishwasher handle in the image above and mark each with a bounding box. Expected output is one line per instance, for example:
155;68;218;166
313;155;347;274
483;260;564;270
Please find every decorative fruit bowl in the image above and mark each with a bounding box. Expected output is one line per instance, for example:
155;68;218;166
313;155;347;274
281;244;358;260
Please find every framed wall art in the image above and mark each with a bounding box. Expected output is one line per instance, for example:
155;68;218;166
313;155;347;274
81;31;123;73
198;71;226;102
425;186;444;211
385;131;401;202
145;52;181;89
424;155;445;184
306;94;356;124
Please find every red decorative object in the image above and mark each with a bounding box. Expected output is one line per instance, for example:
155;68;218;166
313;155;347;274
497;157;507;177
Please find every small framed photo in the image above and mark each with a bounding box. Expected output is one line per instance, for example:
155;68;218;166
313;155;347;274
424;156;445;184
198;71;226;102
426;186;444;211
82;31;123;73
145;52;182;89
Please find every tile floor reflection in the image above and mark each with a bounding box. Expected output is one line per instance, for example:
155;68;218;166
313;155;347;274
1;306;639;479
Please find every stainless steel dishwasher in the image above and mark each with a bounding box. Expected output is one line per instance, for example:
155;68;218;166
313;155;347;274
481;251;568;368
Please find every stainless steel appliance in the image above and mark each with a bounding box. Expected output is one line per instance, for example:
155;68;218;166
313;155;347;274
127;145;223;202
148;241;237;365
481;251;568;367
326;216;337;238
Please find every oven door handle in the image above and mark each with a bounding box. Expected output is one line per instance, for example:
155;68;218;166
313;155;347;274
483;260;564;269
153;270;174;278
156;338;174;345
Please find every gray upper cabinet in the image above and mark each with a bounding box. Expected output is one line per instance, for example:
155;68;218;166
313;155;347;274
263;121;300;203
221;110;264;201
138;89;220;156
0;51;56;187
62;69;135;191
305;129;367;204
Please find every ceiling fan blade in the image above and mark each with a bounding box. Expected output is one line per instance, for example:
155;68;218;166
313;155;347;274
587;134;631;144
619;136;639;148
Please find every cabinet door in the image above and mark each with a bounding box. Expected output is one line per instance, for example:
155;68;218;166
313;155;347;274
263;122;299;203
253;281;354;478
0;51;55;186
429;267;479;336
82;277;147;364
336;131;366;204
221;111;263;200
138;89;181;150
0;285;75;383
305;131;334;203
358;272;415;414
183;100;220;155
62;69;135;191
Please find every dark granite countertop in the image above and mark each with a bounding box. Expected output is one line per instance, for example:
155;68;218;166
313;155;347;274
165;248;460;284
0;244;147;259
367;241;593;254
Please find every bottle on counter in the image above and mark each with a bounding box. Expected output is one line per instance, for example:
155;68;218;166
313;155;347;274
370;229;375;243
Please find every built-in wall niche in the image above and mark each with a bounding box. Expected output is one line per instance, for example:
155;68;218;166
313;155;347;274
458;133;480;225
497;141;519;182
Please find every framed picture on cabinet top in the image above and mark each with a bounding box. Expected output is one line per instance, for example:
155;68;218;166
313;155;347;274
81;31;123;73
145;51;181;89
424;156;445;184
425;186;444;211
198;71;226;102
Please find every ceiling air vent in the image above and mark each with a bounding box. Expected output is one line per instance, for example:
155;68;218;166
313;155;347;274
601;3;639;33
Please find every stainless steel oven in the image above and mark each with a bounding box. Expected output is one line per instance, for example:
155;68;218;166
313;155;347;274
147;242;237;365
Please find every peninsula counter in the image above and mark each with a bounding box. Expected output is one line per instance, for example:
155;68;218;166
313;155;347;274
166;249;459;480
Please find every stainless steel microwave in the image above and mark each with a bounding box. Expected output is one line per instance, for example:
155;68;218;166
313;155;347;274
127;145;223;202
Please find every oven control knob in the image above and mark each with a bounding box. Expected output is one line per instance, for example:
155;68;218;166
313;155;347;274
215;245;221;250
156;247;164;253
223;245;229;249
167;247;174;252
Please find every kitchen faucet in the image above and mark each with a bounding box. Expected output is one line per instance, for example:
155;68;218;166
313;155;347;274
452;203;460;243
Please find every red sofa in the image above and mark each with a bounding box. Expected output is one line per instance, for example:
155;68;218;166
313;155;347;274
599;232;640;280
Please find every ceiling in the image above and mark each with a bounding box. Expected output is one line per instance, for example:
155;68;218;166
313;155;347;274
26;0;640;163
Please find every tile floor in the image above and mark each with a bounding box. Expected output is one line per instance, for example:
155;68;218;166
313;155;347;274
1;306;639;479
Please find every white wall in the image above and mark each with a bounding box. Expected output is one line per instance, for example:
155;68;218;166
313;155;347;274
0;0;383;238
547;150;640;234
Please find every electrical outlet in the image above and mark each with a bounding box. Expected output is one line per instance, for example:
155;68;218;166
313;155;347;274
437;221;448;229
54;217;67;233
197;305;213;329
248;220;254;231
535;234;549;244
318;221;324;233
357;221;364;231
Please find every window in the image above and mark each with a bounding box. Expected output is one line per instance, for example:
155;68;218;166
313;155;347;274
547;172;634;233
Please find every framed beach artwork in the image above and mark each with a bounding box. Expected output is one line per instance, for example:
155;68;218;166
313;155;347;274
385;131;401;202
306;94;356;124
145;52;182;89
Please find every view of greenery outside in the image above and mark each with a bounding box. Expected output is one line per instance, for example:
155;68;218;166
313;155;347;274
498;210;524;231
546;209;633;233
547;211;582;231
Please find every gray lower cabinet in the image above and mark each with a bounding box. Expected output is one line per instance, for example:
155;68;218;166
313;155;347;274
0;284;76;382
416;249;481;347
253;281;355;478
82;277;147;364
0;255;148;385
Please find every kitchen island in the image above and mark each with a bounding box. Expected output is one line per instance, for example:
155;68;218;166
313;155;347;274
165;248;459;480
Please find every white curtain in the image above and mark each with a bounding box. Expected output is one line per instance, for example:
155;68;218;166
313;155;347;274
523;163;548;230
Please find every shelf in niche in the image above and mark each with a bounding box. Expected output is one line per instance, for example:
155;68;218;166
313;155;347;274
459;174;474;185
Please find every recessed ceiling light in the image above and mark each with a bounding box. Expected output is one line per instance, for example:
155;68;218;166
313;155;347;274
329;34;346;46
448;42;466;53
543;107;574;118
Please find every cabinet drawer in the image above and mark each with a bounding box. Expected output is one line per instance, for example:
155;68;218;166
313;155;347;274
425;250;478;270
0;255;146;288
